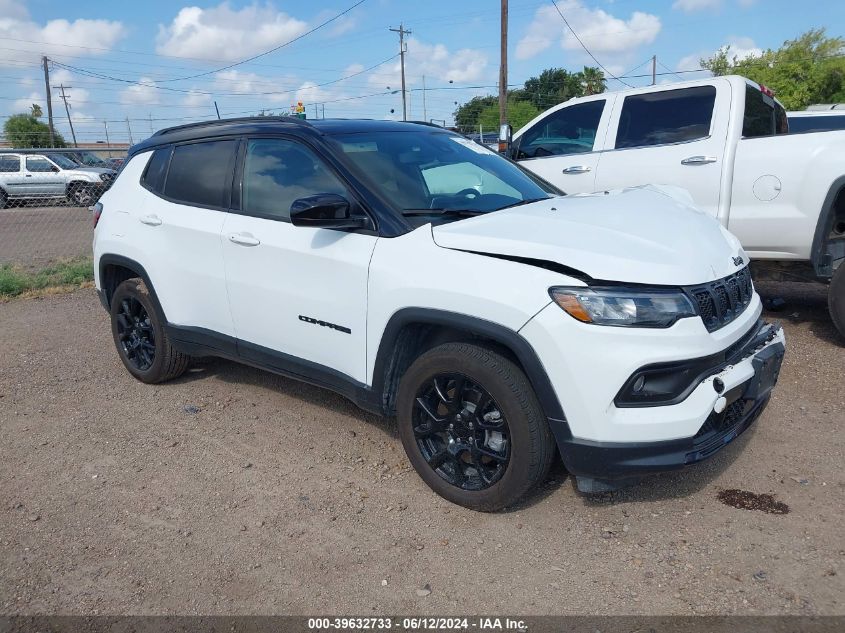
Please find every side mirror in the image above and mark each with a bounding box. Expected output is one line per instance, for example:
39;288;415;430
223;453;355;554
498;123;512;155
290;194;367;229
51;165;60;172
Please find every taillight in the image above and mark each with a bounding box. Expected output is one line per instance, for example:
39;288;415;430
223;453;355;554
759;83;774;97
91;202;103;228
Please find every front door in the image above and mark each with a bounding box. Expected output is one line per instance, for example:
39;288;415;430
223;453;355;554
513;97;611;194
24;156;64;197
221;137;377;384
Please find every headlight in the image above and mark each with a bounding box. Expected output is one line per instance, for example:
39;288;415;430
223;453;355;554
549;287;697;328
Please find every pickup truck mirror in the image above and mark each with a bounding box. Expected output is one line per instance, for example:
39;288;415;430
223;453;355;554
290;194;367;229
51;165;60;173
498;123;512;155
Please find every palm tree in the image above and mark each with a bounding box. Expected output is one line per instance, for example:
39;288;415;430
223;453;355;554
581;67;606;96
30;103;43;118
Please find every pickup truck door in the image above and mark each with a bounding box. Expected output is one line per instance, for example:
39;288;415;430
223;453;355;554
593;83;730;218
513;96;613;194
221;137;377;384
24;156;65;197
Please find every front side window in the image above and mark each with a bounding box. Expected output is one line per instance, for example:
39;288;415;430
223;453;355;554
241;139;349;221
25;157;55;173
615;86;716;149
328;130;555;222
46;153;81;169
0;155;20;172
516;100;605;159
163;140;237;208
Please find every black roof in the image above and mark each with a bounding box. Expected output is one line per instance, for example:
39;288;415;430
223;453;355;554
130;117;451;157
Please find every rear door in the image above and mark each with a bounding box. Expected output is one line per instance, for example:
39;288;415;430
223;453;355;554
221;136;377;383
593;83;729;217
24;156;65;197
0;155;24;196
513;97;611;193
134;140;237;337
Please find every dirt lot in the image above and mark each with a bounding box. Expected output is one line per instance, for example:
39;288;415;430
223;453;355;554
0;206;91;268
0;283;842;616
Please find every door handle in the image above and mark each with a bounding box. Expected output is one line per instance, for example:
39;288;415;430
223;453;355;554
562;165;592;174
139;214;162;226
681;155;717;165
228;233;261;247
25;174;32;178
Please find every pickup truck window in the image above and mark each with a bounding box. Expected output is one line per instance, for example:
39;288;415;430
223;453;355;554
0;155;20;172
516;100;605;159
615;86;716;149
788;114;845;134
743;85;789;137
25;157;55;173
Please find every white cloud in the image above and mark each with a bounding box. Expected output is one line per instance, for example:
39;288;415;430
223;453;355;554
12;92;45;115
672;0;721;12
156;3;308;61
677;36;762;74
120;78;160;105
0;0;125;67
516;2;661;61
213;69;293;103
182;90;212;108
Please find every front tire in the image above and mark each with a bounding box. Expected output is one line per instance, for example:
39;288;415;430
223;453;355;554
396;342;555;511
110;278;190;383
829;263;845;340
68;183;94;206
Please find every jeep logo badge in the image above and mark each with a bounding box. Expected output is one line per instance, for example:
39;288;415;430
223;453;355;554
732;256;744;266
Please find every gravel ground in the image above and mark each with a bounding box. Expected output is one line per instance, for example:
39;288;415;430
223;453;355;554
0;205;91;268
0;282;842;615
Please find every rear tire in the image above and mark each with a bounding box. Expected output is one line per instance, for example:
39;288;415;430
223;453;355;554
829;263;845;340
396;342;556;511
110;278;190;383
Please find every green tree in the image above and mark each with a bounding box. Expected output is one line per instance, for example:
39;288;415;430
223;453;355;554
453;95;498;131
580;67;607;96
30;103;43;118
477;99;540;132
701;28;845;109
3;114;65;148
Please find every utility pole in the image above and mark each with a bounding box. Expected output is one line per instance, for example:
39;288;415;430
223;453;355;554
322;104;325;119
126;117;134;146
103;121;111;157
314;104;319;119
42;56;55;146
389;23;411;121
214;101;221;120
499;0;508;126
149;113;154;135
53;84;77;147
652;55;657;86
422;75;427;122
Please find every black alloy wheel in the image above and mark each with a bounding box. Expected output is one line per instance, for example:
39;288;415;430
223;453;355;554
115;296;156;371
413;373;511;490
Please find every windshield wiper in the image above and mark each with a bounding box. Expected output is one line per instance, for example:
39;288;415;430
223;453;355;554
401;208;487;217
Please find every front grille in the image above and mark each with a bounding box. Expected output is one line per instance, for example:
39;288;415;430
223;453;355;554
695;398;749;441
687;266;753;332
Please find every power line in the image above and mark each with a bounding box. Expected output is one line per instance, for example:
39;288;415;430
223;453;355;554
548;0;633;88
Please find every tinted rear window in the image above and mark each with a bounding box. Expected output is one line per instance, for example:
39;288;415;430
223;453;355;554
743;85;789;137
788;115;845;133
163;140;237;208
0;155;19;172
615;86;716;149
141;147;171;193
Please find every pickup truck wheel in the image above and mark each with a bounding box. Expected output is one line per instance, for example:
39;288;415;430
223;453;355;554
829;263;845;340
396;342;555;511
110;278;190;383
0;189;6;209
68;183;94;206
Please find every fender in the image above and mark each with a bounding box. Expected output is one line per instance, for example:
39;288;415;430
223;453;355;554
97;254;165;319
810;175;845;279
371;307;567;423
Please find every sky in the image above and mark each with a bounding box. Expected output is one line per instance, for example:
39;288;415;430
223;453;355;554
1;0;843;144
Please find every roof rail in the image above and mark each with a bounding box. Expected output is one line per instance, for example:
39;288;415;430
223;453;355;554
405;120;445;128
152;115;312;138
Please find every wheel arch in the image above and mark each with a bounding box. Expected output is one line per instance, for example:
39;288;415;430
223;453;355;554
98;254;165;319
810;176;845;279
371;308;566;423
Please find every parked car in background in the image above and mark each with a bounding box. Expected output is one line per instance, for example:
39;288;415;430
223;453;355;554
508;75;845;338
92;116;784;510
787;110;845;133
0;151;116;207
67;150;114;169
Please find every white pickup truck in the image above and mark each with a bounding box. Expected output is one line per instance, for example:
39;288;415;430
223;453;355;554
507;75;845;336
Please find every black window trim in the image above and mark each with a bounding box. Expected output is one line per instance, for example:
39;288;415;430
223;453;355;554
231;133;378;233
139;145;174;196
612;86;717;152
141;136;240;212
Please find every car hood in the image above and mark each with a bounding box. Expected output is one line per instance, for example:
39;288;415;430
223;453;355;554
431;185;745;286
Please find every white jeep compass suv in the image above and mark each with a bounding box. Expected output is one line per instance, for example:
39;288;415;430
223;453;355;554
93;117;785;511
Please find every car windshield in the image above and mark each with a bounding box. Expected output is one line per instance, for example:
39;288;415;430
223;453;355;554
78;151;107;166
328;130;557;219
46;153;81;170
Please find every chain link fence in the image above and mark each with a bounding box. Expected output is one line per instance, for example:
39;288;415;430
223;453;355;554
0;148;126;277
